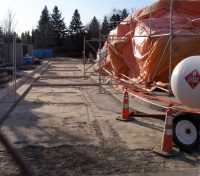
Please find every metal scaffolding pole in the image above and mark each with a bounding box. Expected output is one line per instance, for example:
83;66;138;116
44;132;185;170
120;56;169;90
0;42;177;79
149;5;152;36
98;30;102;93
83;36;86;77
169;0;173;95
14;33;17;102
11;33;17;102
0;34;17;104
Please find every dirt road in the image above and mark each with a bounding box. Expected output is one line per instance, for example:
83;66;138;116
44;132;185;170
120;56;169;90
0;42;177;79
0;58;199;176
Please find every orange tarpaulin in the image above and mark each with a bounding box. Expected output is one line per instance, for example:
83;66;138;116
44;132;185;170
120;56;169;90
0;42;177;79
99;0;200;84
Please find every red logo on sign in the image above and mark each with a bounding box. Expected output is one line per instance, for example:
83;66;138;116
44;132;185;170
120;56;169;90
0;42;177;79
185;69;200;89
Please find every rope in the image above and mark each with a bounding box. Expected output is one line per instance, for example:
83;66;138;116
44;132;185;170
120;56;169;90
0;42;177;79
100;69;200;114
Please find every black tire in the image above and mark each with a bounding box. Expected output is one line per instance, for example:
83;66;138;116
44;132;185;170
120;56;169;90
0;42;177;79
173;113;199;152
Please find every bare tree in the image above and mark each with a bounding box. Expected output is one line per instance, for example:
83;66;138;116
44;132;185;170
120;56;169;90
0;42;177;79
1;9;17;34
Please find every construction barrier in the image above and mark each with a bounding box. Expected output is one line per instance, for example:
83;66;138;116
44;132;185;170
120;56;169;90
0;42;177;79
161;109;174;152
153;108;179;156
116;88;134;121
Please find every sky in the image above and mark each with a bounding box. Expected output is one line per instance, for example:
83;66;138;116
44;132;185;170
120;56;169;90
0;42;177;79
0;0;157;35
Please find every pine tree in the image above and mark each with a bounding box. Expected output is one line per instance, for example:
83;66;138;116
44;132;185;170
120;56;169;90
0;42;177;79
121;9;129;20
67;9;85;57
32;29;35;45
101;16;110;35
51;6;67;46
21;32;25;42
26;31;32;44
87;16;100;38
110;14;121;30
38;6;50;31
0;26;3;35
36;6;54;47
33;29;40;47
21;31;32;44
69;9;85;36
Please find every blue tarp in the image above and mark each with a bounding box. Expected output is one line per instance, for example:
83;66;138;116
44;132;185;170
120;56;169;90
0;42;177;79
33;49;53;58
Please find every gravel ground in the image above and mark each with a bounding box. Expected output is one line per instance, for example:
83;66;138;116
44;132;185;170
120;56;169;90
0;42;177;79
0;143;199;176
0;58;199;176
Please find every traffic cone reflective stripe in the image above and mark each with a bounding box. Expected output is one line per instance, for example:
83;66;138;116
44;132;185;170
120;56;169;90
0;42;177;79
164;129;173;136
123;104;129;109
121;89;129;119
161;109;174;152
116;88;135;121
153;106;179;156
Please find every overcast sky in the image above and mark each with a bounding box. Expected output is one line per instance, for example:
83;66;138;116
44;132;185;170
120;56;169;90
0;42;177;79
0;0;156;34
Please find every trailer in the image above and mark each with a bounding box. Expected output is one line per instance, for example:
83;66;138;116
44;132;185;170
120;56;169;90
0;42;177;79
100;69;200;152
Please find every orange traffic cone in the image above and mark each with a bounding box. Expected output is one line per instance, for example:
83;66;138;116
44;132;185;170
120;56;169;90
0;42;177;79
153;108;179;156
161;109;174;152
116;88;134;121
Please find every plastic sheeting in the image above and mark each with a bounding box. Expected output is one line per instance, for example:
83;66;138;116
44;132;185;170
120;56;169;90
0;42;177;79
100;0;200;84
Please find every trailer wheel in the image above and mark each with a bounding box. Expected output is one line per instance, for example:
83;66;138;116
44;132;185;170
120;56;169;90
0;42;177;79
173;114;199;152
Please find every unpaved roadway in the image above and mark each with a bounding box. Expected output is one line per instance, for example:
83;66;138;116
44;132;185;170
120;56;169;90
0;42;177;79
0;58;199;176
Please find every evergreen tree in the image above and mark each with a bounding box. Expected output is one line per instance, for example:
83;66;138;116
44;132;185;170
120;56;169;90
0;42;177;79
67;9;85;57
38;6;51;32
25;31;32;44
110;14;121;30
51;6;67;46
87;16;100;38
69;9;85;36
0;26;3;35
32;29;35;45
21;31;32;44
36;6;54;47
108;9;129;31
101;16;110;35
21;32;25;42
86;16;100;58
33;29;40;47
121;9;129;20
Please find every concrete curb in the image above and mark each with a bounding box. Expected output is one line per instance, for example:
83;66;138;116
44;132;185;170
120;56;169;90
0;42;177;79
0;61;49;124
0;61;49;102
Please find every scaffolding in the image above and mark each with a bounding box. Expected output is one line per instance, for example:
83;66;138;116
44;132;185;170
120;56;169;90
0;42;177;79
0;33;17;103
83;34;108;93
83;0;200;95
